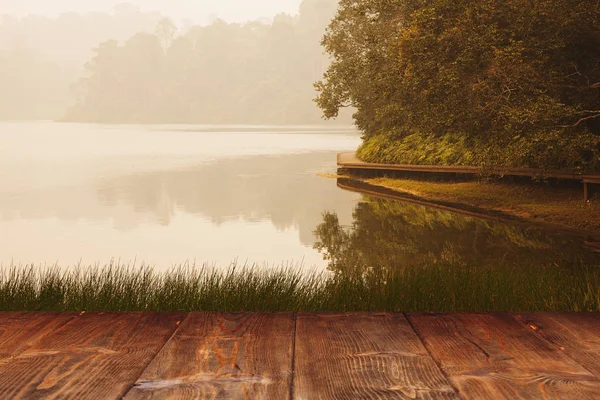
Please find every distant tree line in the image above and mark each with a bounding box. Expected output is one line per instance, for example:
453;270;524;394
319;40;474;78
65;0;352;125
0;49;71;120
0;5;164;121
317;0;600;171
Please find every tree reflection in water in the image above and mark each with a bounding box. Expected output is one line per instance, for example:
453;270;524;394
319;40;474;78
314;196;600;277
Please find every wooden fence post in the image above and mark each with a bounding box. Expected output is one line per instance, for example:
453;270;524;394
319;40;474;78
584;182;589;202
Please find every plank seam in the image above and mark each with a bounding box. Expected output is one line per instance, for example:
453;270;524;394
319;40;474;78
289;312;298;400
404;313;465;400
119;312;191;399
513;314;600;380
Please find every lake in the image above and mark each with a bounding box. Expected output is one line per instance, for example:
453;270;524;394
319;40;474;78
1;122;598;271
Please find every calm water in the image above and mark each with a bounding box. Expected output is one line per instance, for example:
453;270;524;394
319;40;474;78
0;122;361;270
1;122;598;271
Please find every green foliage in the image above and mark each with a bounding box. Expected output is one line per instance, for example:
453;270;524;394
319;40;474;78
358;130;599;171
358;131;477;166
2;262;600;312
65;0;352;125
318;0;600;171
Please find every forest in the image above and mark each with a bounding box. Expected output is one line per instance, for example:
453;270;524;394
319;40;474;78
316;0;600;171
1;0;351;124
0;4;164;120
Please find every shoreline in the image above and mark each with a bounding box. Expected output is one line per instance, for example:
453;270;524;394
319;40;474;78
336;176;600;244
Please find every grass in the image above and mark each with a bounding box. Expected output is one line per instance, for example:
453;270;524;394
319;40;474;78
356;132;599;173
1;262;600;312
366;177;600;234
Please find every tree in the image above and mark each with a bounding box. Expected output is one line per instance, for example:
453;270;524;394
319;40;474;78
316;0;600;171
155;18;177;53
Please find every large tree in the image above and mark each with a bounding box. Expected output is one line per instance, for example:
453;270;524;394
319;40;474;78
317;0;600;171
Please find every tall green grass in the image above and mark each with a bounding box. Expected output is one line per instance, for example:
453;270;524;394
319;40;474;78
1;262;599;312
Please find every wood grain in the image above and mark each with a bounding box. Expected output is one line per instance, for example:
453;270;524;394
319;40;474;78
293;313;458;400
516;313;600;378
0;312;184;399
409;313;600;399
0;312;78;363
124;312;295;400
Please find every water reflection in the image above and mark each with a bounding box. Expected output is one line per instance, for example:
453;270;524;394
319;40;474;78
94;152;356;245
315;190;600;276
0;148;358;267
5;122;596;271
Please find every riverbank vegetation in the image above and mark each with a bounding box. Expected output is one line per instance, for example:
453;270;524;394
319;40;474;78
317;0;600;172
1;262;600;312
361;177;600;234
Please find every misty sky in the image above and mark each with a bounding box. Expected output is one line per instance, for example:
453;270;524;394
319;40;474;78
0;0;303;23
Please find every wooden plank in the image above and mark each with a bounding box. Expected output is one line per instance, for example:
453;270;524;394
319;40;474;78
408;313;600;399
0;312;78;363
124;312;295;400
516;313;600;378
294;313;458;399
0;312;184;399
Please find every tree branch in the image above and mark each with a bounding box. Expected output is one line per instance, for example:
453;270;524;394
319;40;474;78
560;112;600;128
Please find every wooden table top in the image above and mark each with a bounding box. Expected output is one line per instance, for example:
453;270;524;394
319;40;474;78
0;312;599;399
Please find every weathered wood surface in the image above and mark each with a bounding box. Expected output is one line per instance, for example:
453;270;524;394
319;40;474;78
294;313;458;399
517;313;600;378
0;312;184;399
408;313;600;400
0;312;78;363
124;313;295;400
1;312;600;399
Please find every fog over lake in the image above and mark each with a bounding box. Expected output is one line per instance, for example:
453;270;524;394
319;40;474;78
0;0;301;23
0;122;361;269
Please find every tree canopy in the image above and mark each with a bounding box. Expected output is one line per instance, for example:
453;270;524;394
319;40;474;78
317;0;600;171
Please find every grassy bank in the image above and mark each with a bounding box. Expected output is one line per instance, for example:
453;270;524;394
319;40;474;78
356;133;599;174
363;177;600;234
1;263;600;312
